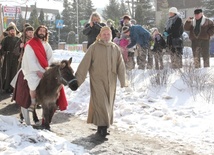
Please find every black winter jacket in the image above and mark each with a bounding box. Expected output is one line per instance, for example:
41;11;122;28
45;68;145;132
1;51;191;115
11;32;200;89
83;22;106;48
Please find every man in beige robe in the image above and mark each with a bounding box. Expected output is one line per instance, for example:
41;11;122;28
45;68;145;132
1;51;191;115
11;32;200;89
75;26;126;137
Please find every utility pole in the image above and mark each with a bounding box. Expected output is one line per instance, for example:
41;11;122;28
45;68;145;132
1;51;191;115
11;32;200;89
76;0;79;44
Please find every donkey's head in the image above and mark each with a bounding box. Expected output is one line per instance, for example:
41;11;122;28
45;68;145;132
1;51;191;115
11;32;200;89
59;57;78;91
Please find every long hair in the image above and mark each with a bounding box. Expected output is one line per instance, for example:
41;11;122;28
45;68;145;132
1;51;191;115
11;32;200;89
34;25;48;42
89;12;102;23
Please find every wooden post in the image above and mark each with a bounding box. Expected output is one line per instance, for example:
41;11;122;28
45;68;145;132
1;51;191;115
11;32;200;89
17;5;28;71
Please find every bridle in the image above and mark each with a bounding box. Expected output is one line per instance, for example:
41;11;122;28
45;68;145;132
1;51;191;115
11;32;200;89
58;67;77;86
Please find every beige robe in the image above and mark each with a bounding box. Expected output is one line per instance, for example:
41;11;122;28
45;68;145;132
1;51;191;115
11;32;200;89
75;40;126;127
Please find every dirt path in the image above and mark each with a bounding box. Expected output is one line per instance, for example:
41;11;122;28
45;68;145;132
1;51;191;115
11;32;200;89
0;92;199;155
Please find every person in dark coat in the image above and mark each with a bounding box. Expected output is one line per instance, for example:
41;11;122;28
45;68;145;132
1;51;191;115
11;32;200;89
106;19;119;41
163;7;183;69
13;26;34;71
184;9;214;68
83;12;106;49
0;25;21;93
151;28;166;70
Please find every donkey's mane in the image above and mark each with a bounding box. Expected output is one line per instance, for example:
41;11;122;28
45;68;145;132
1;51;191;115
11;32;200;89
50;62;60;67
50;60;69;68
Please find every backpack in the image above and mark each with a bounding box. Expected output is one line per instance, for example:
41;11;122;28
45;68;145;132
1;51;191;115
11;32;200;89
155;34;166;49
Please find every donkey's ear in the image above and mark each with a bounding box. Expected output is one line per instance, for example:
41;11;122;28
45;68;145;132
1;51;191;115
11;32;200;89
68;57;72;64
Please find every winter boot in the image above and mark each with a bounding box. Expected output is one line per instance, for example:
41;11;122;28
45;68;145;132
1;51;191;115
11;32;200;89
100;126;109;137
97;126;102;134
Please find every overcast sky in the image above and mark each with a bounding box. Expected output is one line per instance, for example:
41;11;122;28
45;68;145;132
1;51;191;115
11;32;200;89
92;0;109;8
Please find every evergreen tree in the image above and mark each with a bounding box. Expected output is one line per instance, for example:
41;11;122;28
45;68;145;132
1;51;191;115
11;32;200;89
60;0;95;43
203;0;214;17
34;18;40;30
112;0;129;28
158;10;168;33
134;0;155;28
120;0;129;17
61;0;73;41
78;0;94;43
16;14;24;31
28;5;38;29
38;9;45;25
50;13;61;45
102;0;121;22
56;13;61;20
83;0;95;22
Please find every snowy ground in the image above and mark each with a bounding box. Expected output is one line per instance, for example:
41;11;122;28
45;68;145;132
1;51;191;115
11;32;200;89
1;47;214;154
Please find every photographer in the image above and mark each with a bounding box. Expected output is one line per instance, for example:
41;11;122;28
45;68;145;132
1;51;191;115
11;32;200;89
83;12;106;49
184;9;214;68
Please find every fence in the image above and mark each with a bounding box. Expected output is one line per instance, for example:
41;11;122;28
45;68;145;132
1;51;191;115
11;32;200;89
65;44;83;52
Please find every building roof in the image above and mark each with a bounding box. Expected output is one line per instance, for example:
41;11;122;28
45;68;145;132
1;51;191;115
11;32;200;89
20;5;59;15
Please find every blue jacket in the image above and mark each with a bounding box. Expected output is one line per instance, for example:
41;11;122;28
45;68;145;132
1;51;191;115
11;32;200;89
127;25;151;48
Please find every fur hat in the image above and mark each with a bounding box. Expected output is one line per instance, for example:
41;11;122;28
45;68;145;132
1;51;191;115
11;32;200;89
24;23;31;28
123;15;131;20
6;22;20;34
122;26;130;34
194;9;202;14
106;19;114;26
6;25;15;31
169;7;178;14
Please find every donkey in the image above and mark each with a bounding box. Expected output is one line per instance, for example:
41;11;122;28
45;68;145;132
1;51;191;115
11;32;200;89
36;57;78;130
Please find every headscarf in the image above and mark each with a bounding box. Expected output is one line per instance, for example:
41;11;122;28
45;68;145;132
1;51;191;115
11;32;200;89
165;14;179;31
96;26;112;42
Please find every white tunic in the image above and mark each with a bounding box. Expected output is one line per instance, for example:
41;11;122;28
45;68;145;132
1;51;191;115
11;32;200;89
21;41;53;90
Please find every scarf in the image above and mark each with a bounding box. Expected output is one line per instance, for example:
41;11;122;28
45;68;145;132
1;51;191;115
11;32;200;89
27;38;68;111
165;14;179;31
27;38;48;68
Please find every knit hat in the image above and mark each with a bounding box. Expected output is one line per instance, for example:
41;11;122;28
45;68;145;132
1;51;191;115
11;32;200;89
194;9;202;14
169;7;178;14
130;19;136;25
122;26;130;34
25;26;34;32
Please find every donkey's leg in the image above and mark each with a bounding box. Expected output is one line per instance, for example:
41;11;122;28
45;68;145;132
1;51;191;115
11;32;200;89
48;104;57;124
42;105;51;130
32;109;39;125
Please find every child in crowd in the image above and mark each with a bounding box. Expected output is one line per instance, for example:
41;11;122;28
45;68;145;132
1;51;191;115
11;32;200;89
150;28;166;70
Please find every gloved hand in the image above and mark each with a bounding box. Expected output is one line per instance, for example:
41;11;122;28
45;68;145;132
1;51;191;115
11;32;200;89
94;22;102;30
163;32;169;37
